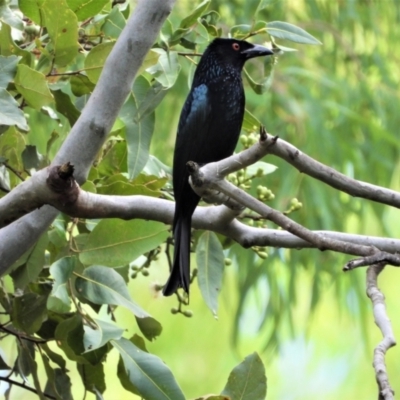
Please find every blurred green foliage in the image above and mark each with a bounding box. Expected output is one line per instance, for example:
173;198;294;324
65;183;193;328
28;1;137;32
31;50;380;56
0;0;400;399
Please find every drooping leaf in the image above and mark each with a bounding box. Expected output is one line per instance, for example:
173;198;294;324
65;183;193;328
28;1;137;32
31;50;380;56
12;293;48;334
113;337;185;400
52;89;81;126
75;265;150;318
77;363;106;395
47;257;75;314
266;21;322;45
0;88;28;130
196;231;225;317
135;315;163;342
221;353;267;400
14;64;54;109
0;55;20;88
44;367;73;400
79;219;168;267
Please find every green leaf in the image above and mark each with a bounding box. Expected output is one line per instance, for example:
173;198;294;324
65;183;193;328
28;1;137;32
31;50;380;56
0;22;32;64
79;219;168;267
245;161;277;177
113;337;185;400
70;74;95;96
55;314;108;365
42;0;79;66
230;24;251;39
266;21;322;45
102;6;126;39
44;367;73;400
77;363;106;395
42;343;66;371
75;265;150;318
21;144;42;170
221;353;267;400
135;315;163;342
0;88;28;130
67;0;109;20
14;64;54;109
196;231;225;317
243;67;272;95
146;49;181;89
85;41;115;83
83;317;124;352
19;0;45;25
180;0;210;29
0;55;20;88
0;354;9;370
0;0;24;30
47;257;75;314
10;233;49;290
12;293;48;334
242;108;260;132
52;89;81;126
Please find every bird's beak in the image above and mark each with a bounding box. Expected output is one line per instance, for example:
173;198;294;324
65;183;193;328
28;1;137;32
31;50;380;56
241;44;274;59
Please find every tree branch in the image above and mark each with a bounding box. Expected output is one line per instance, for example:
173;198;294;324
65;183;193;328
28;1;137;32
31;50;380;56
366;264;396;400
0;0;176;271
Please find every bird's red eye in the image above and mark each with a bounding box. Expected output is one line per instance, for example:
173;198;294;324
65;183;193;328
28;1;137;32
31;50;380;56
232;43;240;51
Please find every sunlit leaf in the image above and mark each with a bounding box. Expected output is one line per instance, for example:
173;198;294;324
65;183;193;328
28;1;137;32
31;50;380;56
79;219;168;267
67;0;109;20
83;317;124;352
85;41;115;83
14;64;54;109
0;0;24;30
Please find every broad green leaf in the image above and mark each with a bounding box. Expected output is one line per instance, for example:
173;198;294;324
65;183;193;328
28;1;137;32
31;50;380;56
96;140;127;176
47;257;75;314
52;89;81;126
0;0;24;30
67;0;109;20
79;219;168;267
0;55;20;88
196;231;225;317
10;233;49;290
146;49;180;89
77;363;105;395
221;353;267;400
75;265;149;318
83;317;124;352
113;337;185;400
85;41;115;83
266;21;322;45
255;0;274;14
246;161;277;177
12;293;48;334
0;88;28;130
242;108;260;132
14;64;54;109
42;0;79;66
180;0;210;29
102;6;126;39
42;355;70;400
21;144;42;170
42;343;66;371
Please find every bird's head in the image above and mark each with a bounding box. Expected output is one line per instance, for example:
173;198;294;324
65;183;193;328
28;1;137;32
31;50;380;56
206;38;274;70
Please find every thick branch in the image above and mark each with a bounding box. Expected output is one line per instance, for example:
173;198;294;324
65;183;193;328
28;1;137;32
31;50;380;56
0;0;176;271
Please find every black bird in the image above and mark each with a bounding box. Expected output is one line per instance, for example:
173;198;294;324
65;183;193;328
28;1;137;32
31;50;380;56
163;38;274;296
